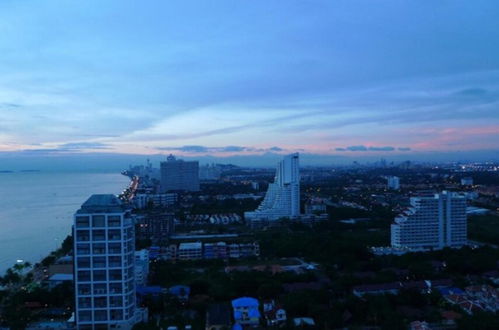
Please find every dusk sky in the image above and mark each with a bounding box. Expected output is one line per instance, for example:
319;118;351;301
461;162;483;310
1;0;498;166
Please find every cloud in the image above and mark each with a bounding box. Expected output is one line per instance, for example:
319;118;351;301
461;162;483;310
368;146;395;151
155;145;287;154
346;145;368;151
335;145;410;152
455;88;488;97
59;142;111;150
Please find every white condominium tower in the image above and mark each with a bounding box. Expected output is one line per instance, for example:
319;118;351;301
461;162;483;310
74;194;138;329
391;191;467;250
245;153;300;221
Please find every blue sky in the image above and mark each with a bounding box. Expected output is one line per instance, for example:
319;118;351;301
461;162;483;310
0;0;498;166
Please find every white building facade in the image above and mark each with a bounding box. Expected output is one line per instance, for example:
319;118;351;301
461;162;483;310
245;153;300;221
391;191;467;250
74;195;139;329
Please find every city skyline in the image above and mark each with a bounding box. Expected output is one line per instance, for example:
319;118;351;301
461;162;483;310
0;1;499;165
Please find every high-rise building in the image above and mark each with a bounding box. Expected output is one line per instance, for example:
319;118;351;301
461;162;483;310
73;194;139;329
391;191;467;250
387;176;400;190
160;154;199;192
245;153;300;221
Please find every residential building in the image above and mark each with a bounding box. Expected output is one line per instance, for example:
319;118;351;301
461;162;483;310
135;250;149;287
391;191;467;250
136;212;175;242
245;153;300;221
178;242;202;260
133;193;177;209
387;176;400;190
231;297;260;326
73;194;140;329
199;163;222;181
160;154;199;192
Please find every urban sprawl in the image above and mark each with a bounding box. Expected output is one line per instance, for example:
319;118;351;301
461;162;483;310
1;154;499;329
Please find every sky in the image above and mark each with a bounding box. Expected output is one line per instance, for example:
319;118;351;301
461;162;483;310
0;0;498;167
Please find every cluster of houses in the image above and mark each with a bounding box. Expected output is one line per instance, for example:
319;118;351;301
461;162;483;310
441;285;499;314
184;213;242;225
147;241;260;261
352;279;453;297
205;297;288;329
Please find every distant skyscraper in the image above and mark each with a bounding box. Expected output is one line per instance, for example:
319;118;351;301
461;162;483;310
160;154;200;192
461;177;473;186
391;191;467;250
387;176;400;190
245;153;300;221
74;194;139;329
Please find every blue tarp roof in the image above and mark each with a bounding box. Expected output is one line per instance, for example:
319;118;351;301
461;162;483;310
136;286;162;295
438;287;464;295
232;297;259;308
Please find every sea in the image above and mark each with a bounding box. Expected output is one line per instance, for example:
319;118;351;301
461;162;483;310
0;171;130;274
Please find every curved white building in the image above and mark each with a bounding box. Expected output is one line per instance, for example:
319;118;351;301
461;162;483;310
245;153;300;221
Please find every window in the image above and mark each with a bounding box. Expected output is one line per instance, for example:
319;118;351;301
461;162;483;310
94;310;107;321
109;283;122;294
77;244;90;255
77;271;91;282
94;296;107;308
92;215;105;227
93;283;107;295
108;229;121;241
108;256;121;267
92;230;105;241
92;243;106;255
110;309;123;320
76;216;90;228
78;297;92;308
76;230;90;242
78;311;92;322
108;216;121;227
77;257;91;268
93;270;106;281
78;284;91;295
93;256;106;268
109;269;122;281
110;296;123;307
108;242;121;254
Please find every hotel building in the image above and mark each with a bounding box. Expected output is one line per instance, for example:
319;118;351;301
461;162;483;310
245;153;300;221
73;194;139;329
391;191;467;250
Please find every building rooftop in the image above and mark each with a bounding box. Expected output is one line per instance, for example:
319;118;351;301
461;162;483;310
179;242;202;250
77;194;128;214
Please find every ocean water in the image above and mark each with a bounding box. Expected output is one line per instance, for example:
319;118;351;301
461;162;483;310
0;172;130;274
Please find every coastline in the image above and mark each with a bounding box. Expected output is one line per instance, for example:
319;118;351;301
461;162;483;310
0;172;131;275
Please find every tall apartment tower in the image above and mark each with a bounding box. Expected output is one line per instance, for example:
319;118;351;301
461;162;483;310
391;191;467;250
387;176;400;190
74;194;138;329
160;154;199;192
245;153;300;221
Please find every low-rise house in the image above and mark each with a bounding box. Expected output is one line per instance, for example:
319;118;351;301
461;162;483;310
178;242;203;260
205;303;231;330
169;285;191;302
292;317;315;327
231;297;260;326
47;273;73;289
263;300;286;326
